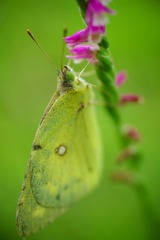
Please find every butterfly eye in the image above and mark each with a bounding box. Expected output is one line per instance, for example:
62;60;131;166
62;66;75;82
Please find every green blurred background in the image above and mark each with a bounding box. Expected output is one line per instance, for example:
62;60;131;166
1;0;160;239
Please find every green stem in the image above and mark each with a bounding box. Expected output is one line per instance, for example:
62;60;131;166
95;37;120;124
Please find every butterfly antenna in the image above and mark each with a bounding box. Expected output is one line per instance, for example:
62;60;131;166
61;27;68;70
77;53;97;79
26;29;60;73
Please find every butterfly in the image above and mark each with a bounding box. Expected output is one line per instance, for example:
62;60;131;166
16;64;102;237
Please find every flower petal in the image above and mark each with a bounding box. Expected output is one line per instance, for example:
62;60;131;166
120;94;143;105
117;147;138;163
86;0;115;24
122;125;141;141
87;22;106;43
66;44;99;63
116;71;127;87
64;28;89;48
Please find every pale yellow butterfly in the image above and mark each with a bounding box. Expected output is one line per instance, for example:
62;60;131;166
16;31;102;237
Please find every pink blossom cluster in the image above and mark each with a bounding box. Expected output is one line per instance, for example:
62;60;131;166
64;0;114;63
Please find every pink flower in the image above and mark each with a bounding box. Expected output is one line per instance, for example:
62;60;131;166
87;22;106;43
117;147;137;163
122;125;141;141
64;0;114;62
86;0;115;25
64;29;89;48
111;171;135;185
64;23;105;48
66;44;99;64
116;71;127;87
120;94;143;105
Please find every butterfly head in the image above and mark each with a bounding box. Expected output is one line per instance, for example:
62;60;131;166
58;65;81;93
61;65;75;84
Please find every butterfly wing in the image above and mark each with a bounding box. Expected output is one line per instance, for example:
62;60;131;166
30;85;102;207
16;85;102;236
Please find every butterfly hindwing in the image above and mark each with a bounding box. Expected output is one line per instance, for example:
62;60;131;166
16;164;67;237
30;85;102;208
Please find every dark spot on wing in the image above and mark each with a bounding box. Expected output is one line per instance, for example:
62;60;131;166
18;202;23;207
33;144;42;150
77;103;85;113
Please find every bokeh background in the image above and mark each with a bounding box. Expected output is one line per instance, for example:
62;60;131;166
0;0;160;239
